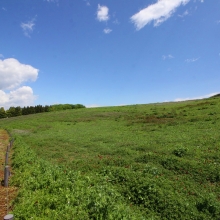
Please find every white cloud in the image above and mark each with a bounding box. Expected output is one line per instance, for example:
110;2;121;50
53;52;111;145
0;58;39;109
130;0;190;30
0;86;37;109
2;7;6;11
174;92;219;102
97;4;109;22
21;18;36;37
162;54;174;60
185;57;199;62
0;58;38;90
103;28;112;34
0;54;4;58
86;104;101;108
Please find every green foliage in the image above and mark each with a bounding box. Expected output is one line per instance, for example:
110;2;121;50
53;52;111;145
49;104;85;111
11;137;144;219
6;106;22;117
172;147;188;157
1;97;220;219
196;195;220;218
6;106;15;117
0;107;7;118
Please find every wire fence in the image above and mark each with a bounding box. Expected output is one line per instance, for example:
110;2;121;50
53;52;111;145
0;139;14;220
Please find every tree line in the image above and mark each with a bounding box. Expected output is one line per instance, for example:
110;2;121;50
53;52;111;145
0;104;85;119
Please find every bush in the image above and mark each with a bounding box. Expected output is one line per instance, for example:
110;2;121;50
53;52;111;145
173;147;188;157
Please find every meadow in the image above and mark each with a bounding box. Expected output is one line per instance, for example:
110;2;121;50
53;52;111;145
0;96;220;219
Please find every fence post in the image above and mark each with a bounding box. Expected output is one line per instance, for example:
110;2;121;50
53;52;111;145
4;165;10;187
5;151;9;165
7;144;10;152
4;214;14;220
9;139;13;148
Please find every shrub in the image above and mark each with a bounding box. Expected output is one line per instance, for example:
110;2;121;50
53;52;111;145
173;147;188;157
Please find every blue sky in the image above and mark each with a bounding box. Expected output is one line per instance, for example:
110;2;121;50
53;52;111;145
0;0;219;109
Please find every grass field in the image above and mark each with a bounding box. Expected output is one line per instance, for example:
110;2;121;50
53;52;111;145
1;96;220;219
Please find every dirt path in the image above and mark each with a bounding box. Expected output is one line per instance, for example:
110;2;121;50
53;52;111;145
0;129;17;219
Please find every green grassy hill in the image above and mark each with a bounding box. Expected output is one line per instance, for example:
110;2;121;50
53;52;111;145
1;96;220;219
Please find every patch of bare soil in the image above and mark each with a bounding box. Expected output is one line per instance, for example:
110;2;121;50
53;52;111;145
0;130;17;219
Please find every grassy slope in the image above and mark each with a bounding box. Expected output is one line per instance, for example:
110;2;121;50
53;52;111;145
0;97;220;219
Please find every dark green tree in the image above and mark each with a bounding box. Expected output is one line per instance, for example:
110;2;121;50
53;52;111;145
0;107;7;118
22;106;28;115
14;106;22;116
29;106;36;114
6;107;16;117
44;105;50;112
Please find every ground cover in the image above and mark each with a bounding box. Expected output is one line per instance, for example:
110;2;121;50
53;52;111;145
0;97;220;219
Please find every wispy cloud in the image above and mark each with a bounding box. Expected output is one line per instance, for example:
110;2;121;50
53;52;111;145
0;54;4;58
97;4;109;22
174;92;219;102
21;18;36;37
130;0;190;30
46;0;58;2
185;57;200;63
2;7;6;11
103;28;112;34
113;19;120;25
162;54;174;60
45;0;59;5
178;10;189;17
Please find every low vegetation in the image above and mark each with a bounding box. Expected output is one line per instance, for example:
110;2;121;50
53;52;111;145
1;96;220;219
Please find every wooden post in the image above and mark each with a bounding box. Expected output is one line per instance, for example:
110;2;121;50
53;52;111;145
10;139;13;148
7;144;10;152
4;214;14;220
5;151;9;165
4;166;10;187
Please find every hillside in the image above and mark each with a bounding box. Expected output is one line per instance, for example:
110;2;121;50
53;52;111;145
0;96;220;219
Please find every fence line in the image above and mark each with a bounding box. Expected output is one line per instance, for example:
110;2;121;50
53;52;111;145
3;138;14;220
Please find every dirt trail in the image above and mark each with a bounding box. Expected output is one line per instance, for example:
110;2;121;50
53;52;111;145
0;129;16;219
